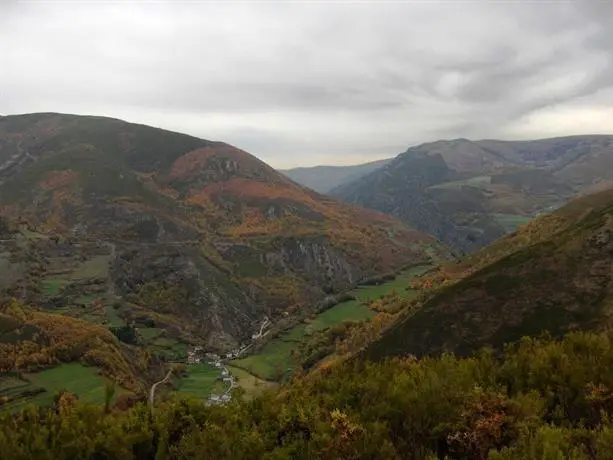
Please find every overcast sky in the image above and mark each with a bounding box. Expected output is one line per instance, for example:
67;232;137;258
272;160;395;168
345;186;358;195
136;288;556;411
2;1;612;168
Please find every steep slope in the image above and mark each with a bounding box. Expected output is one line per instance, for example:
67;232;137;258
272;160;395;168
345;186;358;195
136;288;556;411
365;188;613;360
280;158;391;194
0;113;441;350
332;136;613;253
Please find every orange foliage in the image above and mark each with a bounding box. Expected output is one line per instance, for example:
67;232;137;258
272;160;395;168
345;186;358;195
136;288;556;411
0;301;139;391
168;147;219;180
39;170;77;191
200;178;311;203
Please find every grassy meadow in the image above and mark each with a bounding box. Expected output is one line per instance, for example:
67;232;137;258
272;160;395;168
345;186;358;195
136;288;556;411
176;363;226;399
1;363;124;412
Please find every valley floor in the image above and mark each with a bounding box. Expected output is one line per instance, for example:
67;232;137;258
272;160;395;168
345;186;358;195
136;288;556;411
230;264;431;383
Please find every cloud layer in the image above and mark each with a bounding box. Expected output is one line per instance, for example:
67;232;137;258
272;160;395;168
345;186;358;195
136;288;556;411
2;1;612;167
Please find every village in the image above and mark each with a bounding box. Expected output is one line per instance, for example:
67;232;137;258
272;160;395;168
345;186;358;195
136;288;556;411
185;316;271;405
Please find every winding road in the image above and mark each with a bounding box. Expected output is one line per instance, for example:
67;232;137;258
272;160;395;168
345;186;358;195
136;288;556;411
149;370;173;408
221;365;236;396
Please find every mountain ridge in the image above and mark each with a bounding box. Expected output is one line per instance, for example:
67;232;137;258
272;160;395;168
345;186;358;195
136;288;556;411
280;158;392;194
0;112;442;350
330;135;613;253
364;187;613;360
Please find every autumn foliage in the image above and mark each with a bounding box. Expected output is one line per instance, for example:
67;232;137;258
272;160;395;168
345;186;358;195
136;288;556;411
3;331;613;458
0;300;141;391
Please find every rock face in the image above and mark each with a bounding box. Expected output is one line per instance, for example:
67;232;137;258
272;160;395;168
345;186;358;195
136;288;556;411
331;136;613;254
0;113;441;348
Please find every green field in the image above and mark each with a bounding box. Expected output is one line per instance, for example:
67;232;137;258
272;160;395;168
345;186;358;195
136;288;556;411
233;266;431;381
42;278;71;296
137;327;165;341
176;363;226;398
350;265;431;303
429;175;491;190
233;301;376;381
151;337;189;360
492;213;533;233
69;255;110;279
27;363;111;403
225;365;277;400
104;304;123;326
1;363;121;412
75;294;98;305
136;328;188;360
0;377;45;412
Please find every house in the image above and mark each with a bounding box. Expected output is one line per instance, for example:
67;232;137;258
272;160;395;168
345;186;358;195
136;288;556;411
214;362;221;368
222;377;233;383
221;369;229;377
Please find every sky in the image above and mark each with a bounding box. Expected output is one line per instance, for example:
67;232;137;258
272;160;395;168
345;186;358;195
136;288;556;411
2;1;612;169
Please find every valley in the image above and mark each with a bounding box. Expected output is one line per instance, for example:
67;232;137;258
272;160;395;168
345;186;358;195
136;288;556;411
288;136;613;254
0;113;445;412
5;1;613;456
2;113;613;459
229;264;430;382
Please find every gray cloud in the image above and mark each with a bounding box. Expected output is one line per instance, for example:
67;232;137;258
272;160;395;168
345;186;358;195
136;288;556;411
2;1;612;168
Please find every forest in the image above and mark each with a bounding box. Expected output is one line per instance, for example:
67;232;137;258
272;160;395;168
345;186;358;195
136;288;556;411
2;330;613;459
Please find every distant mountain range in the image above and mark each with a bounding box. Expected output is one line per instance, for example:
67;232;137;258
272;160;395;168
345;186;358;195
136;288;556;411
280;158;392;194
288;136;613;253
0;113;441;350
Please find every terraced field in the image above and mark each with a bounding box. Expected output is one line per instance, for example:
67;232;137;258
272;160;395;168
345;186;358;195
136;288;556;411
42;278;71;296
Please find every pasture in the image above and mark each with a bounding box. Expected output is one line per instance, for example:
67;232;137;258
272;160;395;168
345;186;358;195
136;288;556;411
225;365;278;400
176;363;225;398
1;363;121;412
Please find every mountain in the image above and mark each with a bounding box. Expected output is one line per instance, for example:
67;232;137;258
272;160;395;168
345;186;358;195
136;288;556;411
280;158;391;194
365;187;613;360
332;136;613;253
0;113;442;351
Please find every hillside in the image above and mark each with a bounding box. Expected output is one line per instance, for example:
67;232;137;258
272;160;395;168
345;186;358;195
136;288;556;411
280;158;391;194
4;330;613;458
332;136;613;253
0;113;442;351
0;298;162;410
365;188;613;360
